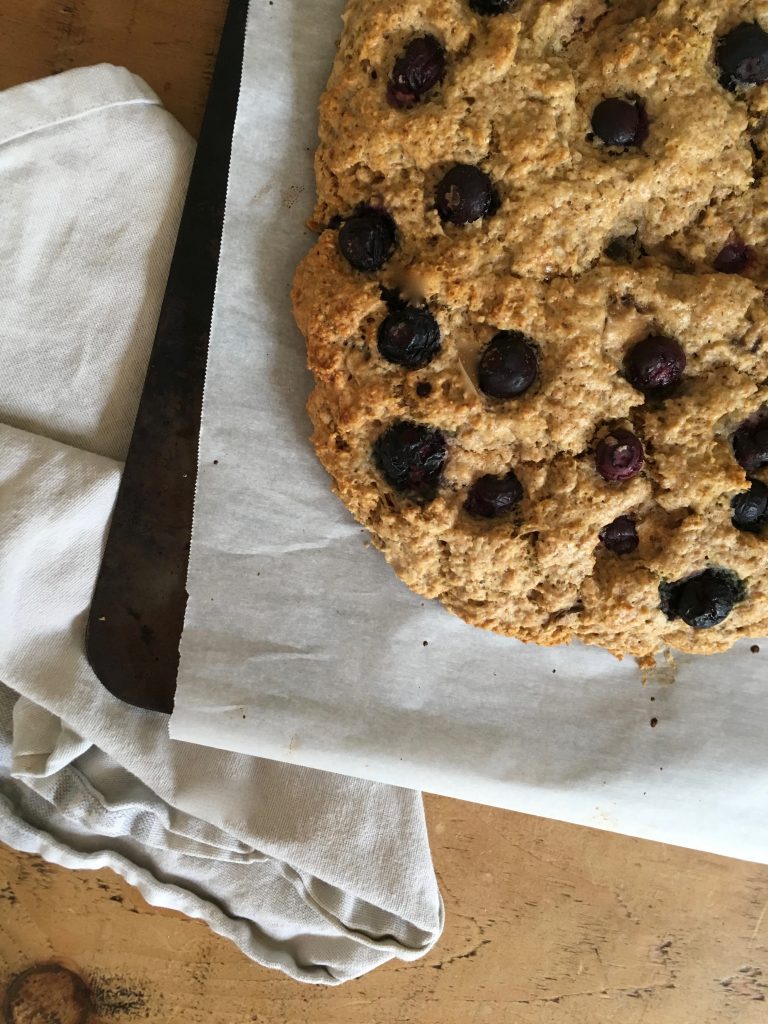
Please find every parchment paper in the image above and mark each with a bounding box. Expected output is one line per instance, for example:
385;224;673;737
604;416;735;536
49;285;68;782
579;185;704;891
172;0;768;864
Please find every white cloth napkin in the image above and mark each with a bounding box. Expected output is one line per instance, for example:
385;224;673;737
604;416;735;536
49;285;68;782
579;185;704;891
0;63;442;984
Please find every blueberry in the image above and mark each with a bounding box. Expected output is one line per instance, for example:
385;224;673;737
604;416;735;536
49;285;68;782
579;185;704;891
732;479;768;532
591;98;649;147
599;515;639;554
714;237;753;274
595;428;644;482
468;0;514;13
464;470;524;518
624;335;686;393
387;35;446;109
378;307;441;369
477;331;539;399
716;22;768;91
660;568;746;629
733;416;768;472
374;421;447;500
435;165;498;225
338;209;396;271
605;232;646;264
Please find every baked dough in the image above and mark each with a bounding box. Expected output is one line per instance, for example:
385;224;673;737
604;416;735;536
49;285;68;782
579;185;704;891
293;0;768;662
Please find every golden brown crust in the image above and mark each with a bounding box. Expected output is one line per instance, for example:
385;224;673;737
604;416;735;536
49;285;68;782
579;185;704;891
292;0;768;661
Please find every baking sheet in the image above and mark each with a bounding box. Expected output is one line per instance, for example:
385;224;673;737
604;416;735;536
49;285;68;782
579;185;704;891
172;0;768;864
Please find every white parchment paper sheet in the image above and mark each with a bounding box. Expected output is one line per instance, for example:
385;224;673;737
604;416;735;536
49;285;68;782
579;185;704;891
172;0;768;863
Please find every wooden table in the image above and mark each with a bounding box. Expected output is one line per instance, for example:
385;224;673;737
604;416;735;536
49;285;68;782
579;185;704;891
1;4;767;1021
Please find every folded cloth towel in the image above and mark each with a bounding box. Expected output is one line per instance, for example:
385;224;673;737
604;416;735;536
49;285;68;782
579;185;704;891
0;63;443;984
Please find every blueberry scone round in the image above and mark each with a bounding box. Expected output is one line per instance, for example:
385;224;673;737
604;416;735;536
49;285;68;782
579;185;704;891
292;0;768;663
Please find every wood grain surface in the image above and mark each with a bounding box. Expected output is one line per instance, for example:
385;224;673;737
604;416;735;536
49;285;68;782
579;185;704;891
1;3;767;1022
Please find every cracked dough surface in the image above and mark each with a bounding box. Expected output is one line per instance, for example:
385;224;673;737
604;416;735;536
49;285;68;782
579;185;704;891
292;0;768;661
